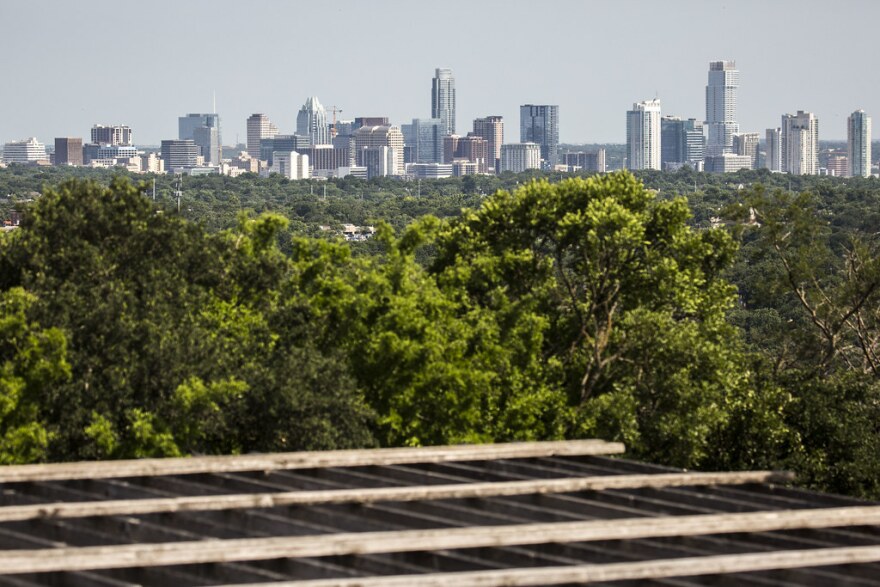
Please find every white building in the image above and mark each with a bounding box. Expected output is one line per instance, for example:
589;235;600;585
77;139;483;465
246;113;278;160
500;142;541;172
705;60;739;156
269;151;309;180
626;99;661;170
296;97;331;146
847;110;872;178
2;138;48;164
781;111;819;175
705;153;753;173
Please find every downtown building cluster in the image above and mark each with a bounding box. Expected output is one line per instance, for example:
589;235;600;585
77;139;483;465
626;61;873;177
2;68;601;180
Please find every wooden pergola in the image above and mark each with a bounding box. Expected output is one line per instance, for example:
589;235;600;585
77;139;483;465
0;440;879;586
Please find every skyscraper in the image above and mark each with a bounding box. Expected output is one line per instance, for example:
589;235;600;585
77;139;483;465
54;137;83;166
431;68;456;136
402;118;444;164
781;111;819;175
765;128;782;172
626;99;661;170
472;116;504;173
352;125;405;175
705;60;739;156
160;139;200;170
91;125;133;146
847;110;872;177
297;97;330;146
520;105;559;168
732;132;760;170
660;116;704;170
246;114;278;160
179;114;221;164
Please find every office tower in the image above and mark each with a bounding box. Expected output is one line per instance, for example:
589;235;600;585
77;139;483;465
97;145;138;160
54;137;83;166
402;118;444;163
847;110;871;177
732;132;760;169
352;125;405;175
354;117;389;128
179;113;221;164
520;105;559;168
473;116;504;173
705;60;739;156
660;116;705;170
259;135;311;166
302;146;351;171
297;96;331;146
705;153;753;173
179;114;219;140
626;99;661;170
826;153;849;177
357;146;398;179
192;126;219;165
270;151;309;180
781;111;819;175
443;134;489;173
246;114;278;160
500;143;542;172
431;68;456;136
160;139;200;170
765;128;782;171
91;125;133;146
2;138;48;164
562;150;606;173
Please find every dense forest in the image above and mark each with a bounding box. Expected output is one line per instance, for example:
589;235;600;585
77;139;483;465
1;165;879;499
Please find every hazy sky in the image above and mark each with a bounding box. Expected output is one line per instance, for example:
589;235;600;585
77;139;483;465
2;0;878;146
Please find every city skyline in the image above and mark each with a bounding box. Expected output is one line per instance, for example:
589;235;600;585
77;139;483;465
1;1;878;146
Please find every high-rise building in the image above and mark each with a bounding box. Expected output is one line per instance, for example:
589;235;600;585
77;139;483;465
520;105;559;168
500;143;542;173
357;146;398;179
732;132;760;170
179;114;219;141
179;114;221;164
431;68;456;136
402;118;444;163
826;153;849;177
354;117;389;129
562;150;606;173
246;114;278;160
296;96;331;146
705;60;739;156
626;99;661;170
2;138;48;164
160;139;200;171
847;110;871;177
193;126;220;165
661;116;704;170
270;151;309;180
260;135;311;166
473;116;504;173
352;126;405;175
705;153;753;173
443;134;489;173
765;128;782;172
54;137;83;166
781;111;819;175
91;125;133;146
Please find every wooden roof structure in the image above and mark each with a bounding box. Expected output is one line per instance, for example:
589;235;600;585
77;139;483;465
0;439;879;586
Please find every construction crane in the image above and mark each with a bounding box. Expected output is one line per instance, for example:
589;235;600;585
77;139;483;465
330;106;343;138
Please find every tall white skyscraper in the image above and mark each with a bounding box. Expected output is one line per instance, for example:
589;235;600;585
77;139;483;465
297;97;331;146
705;60;739;156
626;99;661;170
765;128;782;172
847;110;872;178
781;111;819;175
431;68;456;136
246;113;278;160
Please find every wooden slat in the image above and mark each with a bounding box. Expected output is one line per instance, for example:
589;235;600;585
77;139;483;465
225;545;880;586
0;440;623;483
0;470;794;522
2;505;880;574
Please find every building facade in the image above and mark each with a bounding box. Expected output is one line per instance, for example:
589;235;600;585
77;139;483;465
2;138;48;164
352;125;405;175
764;128;782;172
246;114;278;160
270;151;309;180
54;137;83;166
520;105;559;168
91;125;133;146
160;139;200;170
500;142;541;173
781;111;819;175
431;68;456;136
732;132;760;170
179;114;221;164
626;99;661;170
705;153;753;173
705;60;739;156
260;135;311;166
847;109;872;177
472;116;504;173
402;118;444;164
296;96;331;146
562;150;606;173
660;116;704;170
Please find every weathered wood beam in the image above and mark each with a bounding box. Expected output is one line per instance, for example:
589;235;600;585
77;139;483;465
0;470;793;523
0;440;623;483
2;505;880;574
224;545;880;586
